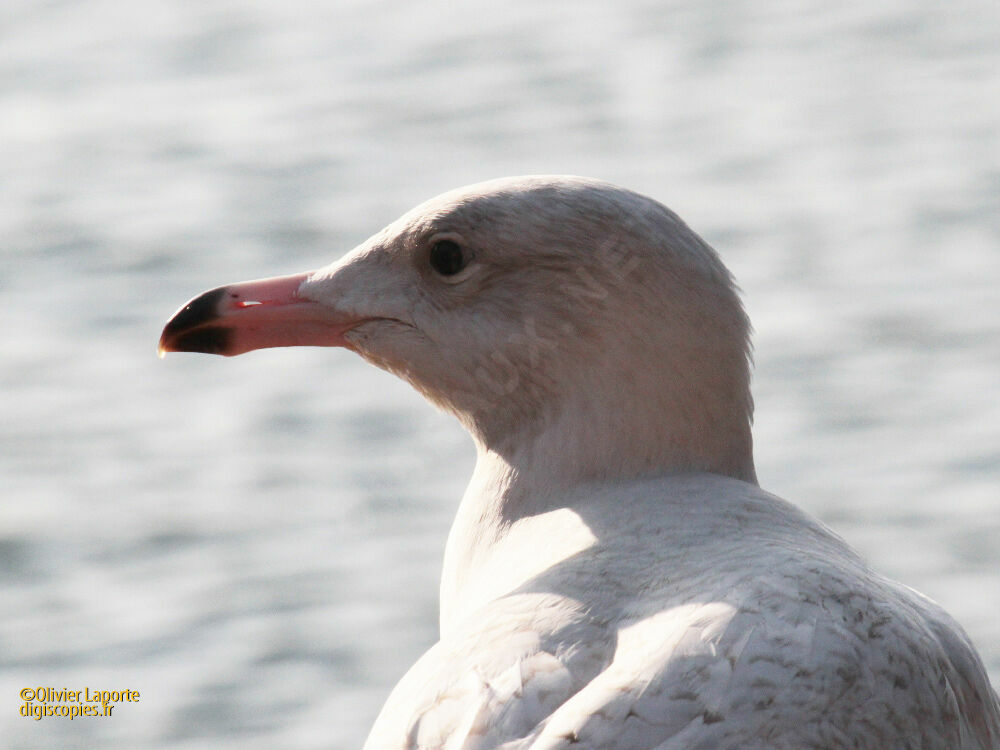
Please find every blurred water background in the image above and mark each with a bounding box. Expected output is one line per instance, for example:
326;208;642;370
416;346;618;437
1;1;998;747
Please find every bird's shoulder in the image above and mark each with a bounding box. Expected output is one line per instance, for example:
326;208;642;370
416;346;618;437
366;476;1000;748
520;585;1000;749
369;592;998;749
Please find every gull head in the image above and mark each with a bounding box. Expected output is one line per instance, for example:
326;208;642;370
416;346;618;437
160;176;755;483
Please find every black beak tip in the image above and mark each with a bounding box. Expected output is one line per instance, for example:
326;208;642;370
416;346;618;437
161;326;233;355
158;286;232;356
162;287;229;337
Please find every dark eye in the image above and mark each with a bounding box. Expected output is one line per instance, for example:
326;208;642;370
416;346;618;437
429;240;468;276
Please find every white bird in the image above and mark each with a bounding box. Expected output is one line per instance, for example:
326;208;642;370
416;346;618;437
160;176;1000;748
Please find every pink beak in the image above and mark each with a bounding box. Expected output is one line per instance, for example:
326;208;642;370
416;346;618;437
158;272;355;357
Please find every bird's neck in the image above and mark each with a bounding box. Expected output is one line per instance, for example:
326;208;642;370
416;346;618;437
437;394;756;634
438;444;585;635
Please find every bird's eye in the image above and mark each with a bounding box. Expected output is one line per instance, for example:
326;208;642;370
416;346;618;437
429;240;468;277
